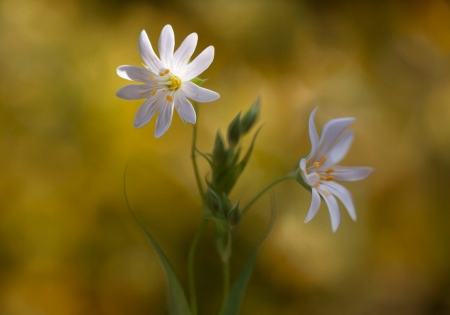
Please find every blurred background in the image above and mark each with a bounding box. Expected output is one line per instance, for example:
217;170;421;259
1;0;450;314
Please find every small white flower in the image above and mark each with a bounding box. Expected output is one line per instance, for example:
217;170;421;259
116;25;220;138
300;108;373;232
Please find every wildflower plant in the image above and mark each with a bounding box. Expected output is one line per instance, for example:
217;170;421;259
117;24;373;315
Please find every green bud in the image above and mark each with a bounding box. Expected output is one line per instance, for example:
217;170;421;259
227;113;242;148
205;188;222;217
240;97;260;134
212;131;226;167
227;199;241;229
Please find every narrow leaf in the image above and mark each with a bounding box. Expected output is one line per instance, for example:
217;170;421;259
223;194;276;315
124;166;191;315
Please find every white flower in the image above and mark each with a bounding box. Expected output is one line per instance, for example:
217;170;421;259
116;25;220;138
299;108;373;232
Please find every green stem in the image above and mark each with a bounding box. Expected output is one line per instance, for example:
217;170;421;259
188;218;208;315
218;255;231;315
241;175;292;216
191;102;205;203
188;102;207;315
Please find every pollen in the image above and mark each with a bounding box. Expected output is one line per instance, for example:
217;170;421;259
325;168;334;174
149;75;154;79
159;69;170;76
324;176;334;181
314;183;320;188
151;89;156;96
166;95;173;102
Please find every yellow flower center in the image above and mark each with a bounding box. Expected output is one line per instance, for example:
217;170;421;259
166;75;182;91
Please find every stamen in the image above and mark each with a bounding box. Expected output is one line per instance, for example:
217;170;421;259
313;156;327;168
149;75;154;79
151;89;156;96
164;69;170;74
166;95;173;102
324;190;331;196
325;168;334;174
324;176;334;181
314;183;320;188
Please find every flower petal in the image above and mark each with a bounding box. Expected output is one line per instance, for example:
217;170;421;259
182;81;220;102
116;84;151;100
321;181;356;221
322;130;354;168
155;101;174;138
158;25;175;68
308;108;319;159
181;46;214;81
304;188;321;223
315;117;355;161
173;33;198;73
117;66;153;82
134;97;161;128
175;94;196;124
318;189;340;232
331;166;373;181
138;30;163;74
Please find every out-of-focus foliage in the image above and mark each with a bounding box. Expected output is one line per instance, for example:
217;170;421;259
1;0;450;314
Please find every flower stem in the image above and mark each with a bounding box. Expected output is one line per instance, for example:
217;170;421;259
191;102;205;203
241;175;292;216
218;257;230;315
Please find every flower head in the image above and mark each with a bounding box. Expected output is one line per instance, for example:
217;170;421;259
116;25;220;138
299;108;373;232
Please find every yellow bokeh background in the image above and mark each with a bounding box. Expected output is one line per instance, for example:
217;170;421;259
1;0;450;314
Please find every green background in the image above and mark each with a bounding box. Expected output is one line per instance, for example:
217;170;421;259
1;0;450;314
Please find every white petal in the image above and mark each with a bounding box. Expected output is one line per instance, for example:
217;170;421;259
308;108;319;159
318;189;340;232
304;188;321;223
116;84;151;100
321;181;356;221
155;101;174;138
332;166;373;181
158;25;175;68
134;97;161;128
322;131;354;167
316;117;354;160
117;66;153;82
181;46;214;81
175;94;196;124
300;158;307;171
305;171;320;186
173;33;198;72
138;30;163;74
182;81;220;102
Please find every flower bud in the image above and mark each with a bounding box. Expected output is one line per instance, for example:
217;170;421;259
212;131;226;167
205;188;222;217
240;97;260;134
227;199;241;229
227;113;242;148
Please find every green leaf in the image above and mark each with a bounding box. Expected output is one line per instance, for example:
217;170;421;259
222;195;276;315
124;166;191;315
